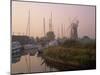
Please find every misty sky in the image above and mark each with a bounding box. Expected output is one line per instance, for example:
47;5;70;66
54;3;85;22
12;1;96;39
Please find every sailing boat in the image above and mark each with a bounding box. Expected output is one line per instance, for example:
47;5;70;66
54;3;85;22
23;9;36;56
12;41;21;63
23;9;33;50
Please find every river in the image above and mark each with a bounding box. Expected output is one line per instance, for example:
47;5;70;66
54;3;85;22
11;51;58;74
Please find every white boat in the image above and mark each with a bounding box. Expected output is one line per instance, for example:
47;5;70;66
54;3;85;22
12;41;22;58
24;44;34;50
48;40;58;47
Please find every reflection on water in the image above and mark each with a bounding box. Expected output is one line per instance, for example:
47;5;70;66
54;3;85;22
11;50;58;74
12;48;95;74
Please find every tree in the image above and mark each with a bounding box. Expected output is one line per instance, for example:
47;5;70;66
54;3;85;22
46;31;55;41
36;36;40;42
82;36;90;40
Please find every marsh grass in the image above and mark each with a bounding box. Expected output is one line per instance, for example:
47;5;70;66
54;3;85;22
43;40;96;68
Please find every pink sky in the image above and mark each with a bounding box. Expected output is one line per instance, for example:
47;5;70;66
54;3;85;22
12;1;96;39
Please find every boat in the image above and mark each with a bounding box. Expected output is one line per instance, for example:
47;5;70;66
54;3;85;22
23;44;34;50
29;49;37;56
12;56;21;64
12;41;22;58
36;45;43;54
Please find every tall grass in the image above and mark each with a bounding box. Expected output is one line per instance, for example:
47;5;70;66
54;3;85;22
43;40;96;68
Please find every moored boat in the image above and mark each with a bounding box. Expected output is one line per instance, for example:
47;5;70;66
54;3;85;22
12;41;22;58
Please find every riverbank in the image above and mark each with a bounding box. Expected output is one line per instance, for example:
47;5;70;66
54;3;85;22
42;46;96;70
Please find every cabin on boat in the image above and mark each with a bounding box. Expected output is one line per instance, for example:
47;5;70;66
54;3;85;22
48;40;59;47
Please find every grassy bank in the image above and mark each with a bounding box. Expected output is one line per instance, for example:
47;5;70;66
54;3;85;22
43;45;96;69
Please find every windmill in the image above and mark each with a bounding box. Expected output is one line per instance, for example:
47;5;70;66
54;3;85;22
70;19;79;40
66;17;79;40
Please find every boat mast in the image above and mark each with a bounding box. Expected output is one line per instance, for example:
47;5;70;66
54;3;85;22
26;9;30;36
43;17;45;36
49;12;53;32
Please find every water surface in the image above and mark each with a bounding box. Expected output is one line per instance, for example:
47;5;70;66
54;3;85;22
12;52;58;74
